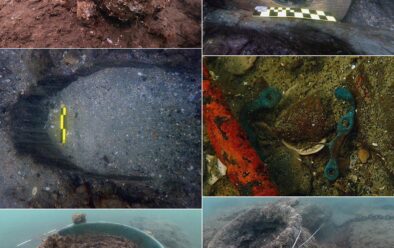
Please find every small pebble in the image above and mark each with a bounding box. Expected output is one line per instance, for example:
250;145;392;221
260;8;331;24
350;175;358;183
358;148;370;164
106;38;113;44
32;187;38;196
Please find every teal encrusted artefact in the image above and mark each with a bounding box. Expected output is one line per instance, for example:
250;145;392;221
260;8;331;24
324;87;356;181
240;87;282;157
246;87;282;112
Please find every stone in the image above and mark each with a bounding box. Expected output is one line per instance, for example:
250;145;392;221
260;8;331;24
72;213;87;224
77;0;97;23
95;0;170;22
32;186;38;197
63;51;80;65
358;148;370;164
222;56;256;75
206;155;227;186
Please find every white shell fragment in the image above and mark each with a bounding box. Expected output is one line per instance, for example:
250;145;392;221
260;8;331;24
206;155;227;185
31;186;38;197
282;138;327;156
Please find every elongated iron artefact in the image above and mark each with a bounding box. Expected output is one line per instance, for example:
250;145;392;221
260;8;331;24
203;65;278;196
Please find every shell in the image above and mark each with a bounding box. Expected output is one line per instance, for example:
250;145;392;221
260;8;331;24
206;155;227;186
358;148;370;164
282;138;327;156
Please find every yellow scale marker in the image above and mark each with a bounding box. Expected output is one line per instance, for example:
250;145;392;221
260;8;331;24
60;105;67;144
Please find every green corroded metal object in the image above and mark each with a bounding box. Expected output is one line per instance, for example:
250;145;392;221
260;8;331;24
324;87;355;181
240;87;282;158
247;87;282;112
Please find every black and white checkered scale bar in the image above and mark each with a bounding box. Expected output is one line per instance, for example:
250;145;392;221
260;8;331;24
253;6;337;22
